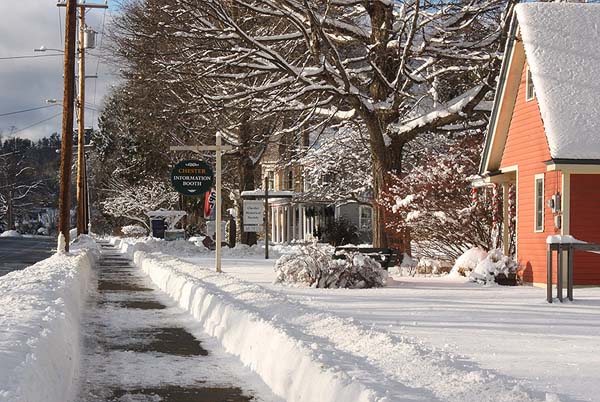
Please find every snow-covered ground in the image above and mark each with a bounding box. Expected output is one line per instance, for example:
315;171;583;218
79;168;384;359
115;238;600;402
3;235;597;402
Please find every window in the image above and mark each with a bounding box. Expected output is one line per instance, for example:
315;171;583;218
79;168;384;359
267;171;275;190
534;174;544;232
359;206;373;231
526;66;535;101
286;170;294;190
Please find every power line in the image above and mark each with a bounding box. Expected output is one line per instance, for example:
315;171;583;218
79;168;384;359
0;105;58;118
0;54;63;61
91;5;108;130
58;6;64;47
9;112;63;136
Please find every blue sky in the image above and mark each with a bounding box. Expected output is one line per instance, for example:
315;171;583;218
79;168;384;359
0;0;120;141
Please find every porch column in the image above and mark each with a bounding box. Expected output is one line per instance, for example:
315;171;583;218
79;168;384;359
301;206;306;240
271;206;277;243
561;173;571;284
279;207;284;243
292;206;297;242
502;183;510;256
283;207;290;243
561;173;570;236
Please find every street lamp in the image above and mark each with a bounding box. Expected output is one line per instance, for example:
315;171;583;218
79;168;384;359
34;46;64;53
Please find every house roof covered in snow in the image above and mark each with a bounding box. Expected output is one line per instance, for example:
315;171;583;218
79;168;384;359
518;3;600;160
481;3;600;173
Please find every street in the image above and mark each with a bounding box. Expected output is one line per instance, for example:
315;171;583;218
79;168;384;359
0;236;56;277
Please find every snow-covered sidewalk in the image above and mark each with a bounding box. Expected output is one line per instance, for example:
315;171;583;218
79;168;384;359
77;242;279;401
115;238;596;402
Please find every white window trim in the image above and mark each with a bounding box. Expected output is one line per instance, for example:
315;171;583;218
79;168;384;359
525;66;535;102
266;170;275;191
534;173;544;232
358;205;373;231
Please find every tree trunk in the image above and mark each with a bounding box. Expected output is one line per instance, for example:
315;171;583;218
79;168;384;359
7;189;13;230
363;111;408;249
237;116;258;245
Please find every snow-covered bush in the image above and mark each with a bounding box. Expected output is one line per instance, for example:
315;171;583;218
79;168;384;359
121;224;148;237
389;253;418;276
416;257;451;276
450;247;488;277
469;249;518;285
274;244;387;289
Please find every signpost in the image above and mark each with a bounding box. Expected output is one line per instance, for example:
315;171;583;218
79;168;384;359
170;133;232;273
171;160;213;196
240;180;293;259
243;200;264;232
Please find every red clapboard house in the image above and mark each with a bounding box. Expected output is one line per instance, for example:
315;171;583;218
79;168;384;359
479;3;600;285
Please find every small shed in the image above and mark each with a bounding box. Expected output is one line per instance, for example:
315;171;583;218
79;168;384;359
479;3;600;285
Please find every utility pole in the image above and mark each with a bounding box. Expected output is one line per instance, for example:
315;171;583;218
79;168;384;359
76;7;86;235
57;0;77;252
57;1;108;243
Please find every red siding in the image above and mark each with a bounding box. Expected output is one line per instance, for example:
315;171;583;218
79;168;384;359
570;175;600;285
500;63;560;284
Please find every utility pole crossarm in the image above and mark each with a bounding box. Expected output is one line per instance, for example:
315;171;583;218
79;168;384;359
57;3;109;9
170;145;234;152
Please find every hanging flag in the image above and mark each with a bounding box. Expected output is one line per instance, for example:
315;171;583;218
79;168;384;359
204;188;217;220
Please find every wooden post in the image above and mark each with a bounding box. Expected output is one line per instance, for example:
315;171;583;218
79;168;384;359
547;244;553;303
265;176;269;259
557;244;563;302
76;7;86;236
502;183;510;255
567;245;574;301
216;132;223;273
58;0;77;251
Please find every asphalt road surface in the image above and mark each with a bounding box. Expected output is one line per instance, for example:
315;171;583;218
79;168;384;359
0;236;56;277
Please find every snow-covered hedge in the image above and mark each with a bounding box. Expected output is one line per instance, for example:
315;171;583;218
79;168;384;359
469;249;518;284
121;224;148;237
274;244;387;288
0;237;98;402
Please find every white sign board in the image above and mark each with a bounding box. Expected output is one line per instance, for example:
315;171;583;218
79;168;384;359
243;200;264;225
244;225;263;233
206;221;226;239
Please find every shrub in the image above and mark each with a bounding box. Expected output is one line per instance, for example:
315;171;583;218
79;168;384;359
450;247;488;277
274;244;387;288
121;225;148;237
469;249;518;285
321;217;359;246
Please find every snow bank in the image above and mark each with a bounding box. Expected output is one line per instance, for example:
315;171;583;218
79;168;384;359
120;239;549;402
0;230;21;237
0;237;98;402
129;249;379;402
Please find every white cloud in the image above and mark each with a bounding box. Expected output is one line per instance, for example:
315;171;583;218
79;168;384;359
0;0;119;141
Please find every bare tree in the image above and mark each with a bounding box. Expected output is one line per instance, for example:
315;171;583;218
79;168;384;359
100;178;180;228
126;0;519;246
0;139;42;231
